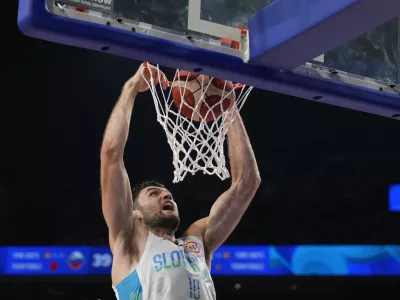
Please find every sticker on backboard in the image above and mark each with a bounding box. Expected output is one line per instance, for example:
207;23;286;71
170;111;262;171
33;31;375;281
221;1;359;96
61;0;114;14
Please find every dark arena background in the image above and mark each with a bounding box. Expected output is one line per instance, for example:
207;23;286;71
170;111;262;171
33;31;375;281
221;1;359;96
3;1;400;299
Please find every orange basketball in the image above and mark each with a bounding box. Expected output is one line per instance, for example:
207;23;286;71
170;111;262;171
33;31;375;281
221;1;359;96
171;70;235;122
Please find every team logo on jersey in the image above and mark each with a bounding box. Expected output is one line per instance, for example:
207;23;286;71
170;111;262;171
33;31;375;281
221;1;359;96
185;241;200;254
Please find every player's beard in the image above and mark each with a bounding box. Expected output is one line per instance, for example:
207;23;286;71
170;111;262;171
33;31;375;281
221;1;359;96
142;209;180;233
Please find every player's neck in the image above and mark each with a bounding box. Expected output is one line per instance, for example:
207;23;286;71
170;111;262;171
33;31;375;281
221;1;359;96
151;228;176;242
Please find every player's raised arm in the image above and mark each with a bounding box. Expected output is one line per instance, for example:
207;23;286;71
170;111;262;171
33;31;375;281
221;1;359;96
205;110;260;250
101;63;168;250
100;80;136;250
185;108;261;255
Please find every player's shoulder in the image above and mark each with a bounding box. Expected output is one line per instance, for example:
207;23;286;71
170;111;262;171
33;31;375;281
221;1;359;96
178;235;203;256
181;217;210;252
182;217;208;240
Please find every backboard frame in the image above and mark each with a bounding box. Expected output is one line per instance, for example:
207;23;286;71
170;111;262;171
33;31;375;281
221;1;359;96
18;0;400;119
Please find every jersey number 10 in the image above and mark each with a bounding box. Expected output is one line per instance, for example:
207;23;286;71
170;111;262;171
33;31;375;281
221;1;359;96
188;277;200;299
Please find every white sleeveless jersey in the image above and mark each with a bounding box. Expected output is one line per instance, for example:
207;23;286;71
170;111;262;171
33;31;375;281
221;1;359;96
112;231;216;300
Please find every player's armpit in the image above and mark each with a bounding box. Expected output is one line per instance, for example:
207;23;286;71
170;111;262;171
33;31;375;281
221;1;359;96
100;154;134;252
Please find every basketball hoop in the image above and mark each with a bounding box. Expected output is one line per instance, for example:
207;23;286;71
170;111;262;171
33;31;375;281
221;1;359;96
142;63;253;183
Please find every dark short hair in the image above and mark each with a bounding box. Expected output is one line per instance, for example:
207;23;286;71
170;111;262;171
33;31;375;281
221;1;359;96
131;181;165;206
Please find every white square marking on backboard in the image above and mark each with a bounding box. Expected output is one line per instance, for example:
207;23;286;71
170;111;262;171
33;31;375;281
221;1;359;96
188;0;324;65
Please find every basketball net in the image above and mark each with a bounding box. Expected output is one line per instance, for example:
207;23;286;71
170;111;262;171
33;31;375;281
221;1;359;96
142;64;253;183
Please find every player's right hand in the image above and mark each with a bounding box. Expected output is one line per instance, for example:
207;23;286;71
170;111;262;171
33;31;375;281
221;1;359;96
124;62;169;93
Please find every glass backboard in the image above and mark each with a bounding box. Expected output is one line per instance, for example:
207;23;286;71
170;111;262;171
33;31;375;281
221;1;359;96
18;0;400;118
53;0;399;84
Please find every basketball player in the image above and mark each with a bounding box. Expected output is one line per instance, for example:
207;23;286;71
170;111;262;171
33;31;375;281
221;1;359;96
100;63;260;300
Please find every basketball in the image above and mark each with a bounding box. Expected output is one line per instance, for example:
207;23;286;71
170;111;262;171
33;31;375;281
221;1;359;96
171;70;236;122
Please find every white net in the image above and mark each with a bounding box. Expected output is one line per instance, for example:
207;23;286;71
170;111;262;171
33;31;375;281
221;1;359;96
142;64;253;183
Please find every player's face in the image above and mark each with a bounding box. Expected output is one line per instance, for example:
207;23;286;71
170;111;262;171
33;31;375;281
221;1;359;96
137;186;180;232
